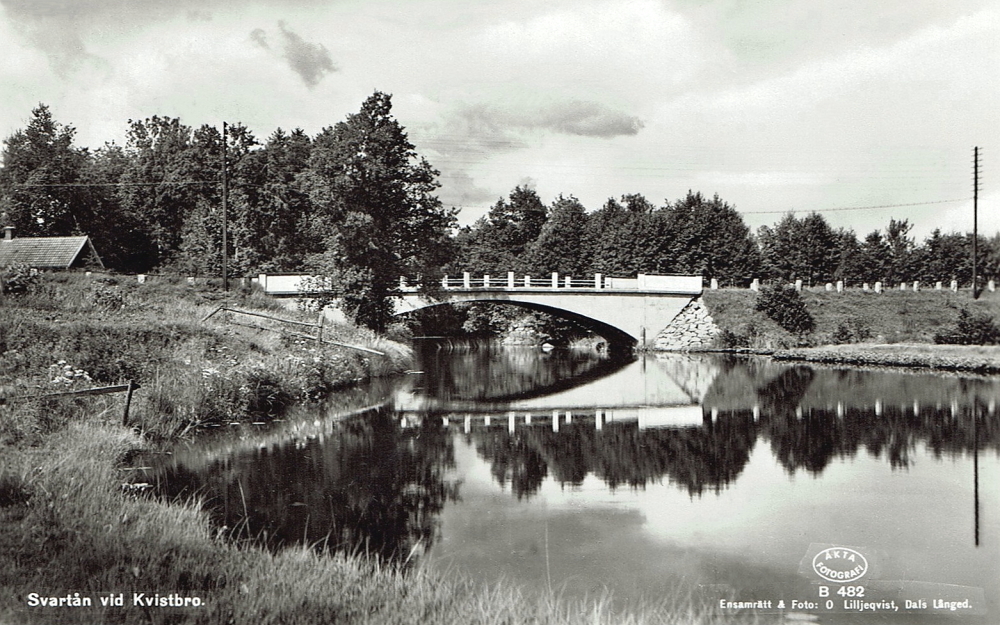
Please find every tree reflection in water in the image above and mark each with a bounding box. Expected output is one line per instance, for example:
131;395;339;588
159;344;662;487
471;415;758;498
465;359;1000;499
154;407;460;564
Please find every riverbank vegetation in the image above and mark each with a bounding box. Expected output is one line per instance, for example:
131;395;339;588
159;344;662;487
703;287;1000;351
0;272;405;444
773;343;1000;374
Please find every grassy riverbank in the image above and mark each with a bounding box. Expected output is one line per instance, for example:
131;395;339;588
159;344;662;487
0;273;406;443
0;274;765;625
703;287;1000;352
773;343;1000;374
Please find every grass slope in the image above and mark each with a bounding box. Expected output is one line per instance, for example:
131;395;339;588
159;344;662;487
703;287;1000;350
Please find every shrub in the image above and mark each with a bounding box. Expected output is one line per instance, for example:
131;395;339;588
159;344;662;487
850;318;873;342
830;318;872;344
716;328;749;349
90;283;128;311
0;472;31;507
934;308;1000;345
831;322;853;344
242;367;292;416
1;263;39;296
754;285;815;335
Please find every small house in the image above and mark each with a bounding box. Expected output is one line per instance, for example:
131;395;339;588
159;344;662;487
0;226;105;270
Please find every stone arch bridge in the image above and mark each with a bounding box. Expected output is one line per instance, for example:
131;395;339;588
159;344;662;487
254;272;706;349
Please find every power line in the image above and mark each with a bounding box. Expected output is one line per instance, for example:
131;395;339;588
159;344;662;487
740;197;972;215
11;180;214;188
447;197;974;215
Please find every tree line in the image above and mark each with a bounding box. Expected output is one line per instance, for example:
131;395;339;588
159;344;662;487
452;188;1000;289
2;95;997;330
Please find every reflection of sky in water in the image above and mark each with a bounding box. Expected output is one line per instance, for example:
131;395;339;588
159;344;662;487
434;434;999;619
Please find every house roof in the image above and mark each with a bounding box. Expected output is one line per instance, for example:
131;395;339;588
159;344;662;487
0;236;105;269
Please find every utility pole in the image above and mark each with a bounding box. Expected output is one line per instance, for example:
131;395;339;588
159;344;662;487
222;121;229;292
972;146;980;299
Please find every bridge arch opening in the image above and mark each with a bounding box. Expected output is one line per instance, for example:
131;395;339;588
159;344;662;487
394;299;639;349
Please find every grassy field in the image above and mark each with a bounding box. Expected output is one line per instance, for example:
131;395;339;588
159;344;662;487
0;274;769;625
703;286;1000;351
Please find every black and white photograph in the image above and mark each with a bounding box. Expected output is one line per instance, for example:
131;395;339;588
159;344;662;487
0;1;997;623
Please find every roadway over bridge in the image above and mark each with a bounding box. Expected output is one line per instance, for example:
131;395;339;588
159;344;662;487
255;271;703;348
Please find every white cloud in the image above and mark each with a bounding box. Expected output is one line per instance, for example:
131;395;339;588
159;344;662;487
475;0;704;102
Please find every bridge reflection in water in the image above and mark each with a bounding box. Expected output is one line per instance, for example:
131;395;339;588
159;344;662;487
395;351;716;431
396;350;1000;437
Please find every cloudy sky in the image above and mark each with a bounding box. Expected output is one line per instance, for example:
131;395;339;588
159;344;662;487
1;0;997;239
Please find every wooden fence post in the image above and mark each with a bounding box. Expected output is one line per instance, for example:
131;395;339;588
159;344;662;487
122;380;135;427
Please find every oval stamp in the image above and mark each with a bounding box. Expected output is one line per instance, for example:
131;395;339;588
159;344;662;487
812;547;869;583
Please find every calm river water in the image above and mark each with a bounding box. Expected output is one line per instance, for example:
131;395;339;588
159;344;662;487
146;343;1000;623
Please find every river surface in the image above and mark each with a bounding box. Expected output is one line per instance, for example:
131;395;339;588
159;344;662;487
145;343;1000;623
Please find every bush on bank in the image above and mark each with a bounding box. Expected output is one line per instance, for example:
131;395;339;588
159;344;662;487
933;308;1000;345
753;285;815;336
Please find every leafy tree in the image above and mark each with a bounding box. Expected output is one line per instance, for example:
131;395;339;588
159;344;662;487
584;194;664;276
452;185;547;275
118;117;220;267
211;123;262;275
831;228;863;283
913;229;999;287
79;142;158;271
759;212;838;285
173;200;223;277
0;105;156;272
167;124;262;277
254;128;316;270
301;91;456;331
0;104;88;237
522;195;589;275
663;191;760;284
855;230;890;283
883;218;914;283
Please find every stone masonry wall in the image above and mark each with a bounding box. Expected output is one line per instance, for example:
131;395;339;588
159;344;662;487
653;297;720;350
